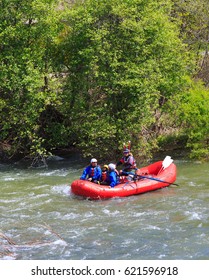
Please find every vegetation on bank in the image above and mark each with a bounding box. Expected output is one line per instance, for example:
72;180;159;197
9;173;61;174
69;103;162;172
0;0;209;163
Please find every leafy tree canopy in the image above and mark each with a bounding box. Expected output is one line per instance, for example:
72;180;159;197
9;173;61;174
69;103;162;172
0;0;208;163
60;0;191;160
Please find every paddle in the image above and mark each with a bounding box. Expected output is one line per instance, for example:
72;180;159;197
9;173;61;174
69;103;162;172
122;155;178;186
157;156;173;175
136;174;179;186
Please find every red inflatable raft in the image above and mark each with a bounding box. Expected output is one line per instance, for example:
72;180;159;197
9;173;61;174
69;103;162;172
71;160;177;200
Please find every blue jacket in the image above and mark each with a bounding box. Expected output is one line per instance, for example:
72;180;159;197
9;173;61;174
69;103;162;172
80;165;102;181
106;170;119;188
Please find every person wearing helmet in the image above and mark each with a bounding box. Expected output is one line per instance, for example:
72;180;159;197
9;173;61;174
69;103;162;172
80;158;102;183
116;148;137;176
100;164;109;184
105;163;120;188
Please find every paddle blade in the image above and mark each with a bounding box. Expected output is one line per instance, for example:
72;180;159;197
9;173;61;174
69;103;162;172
162;156;173;169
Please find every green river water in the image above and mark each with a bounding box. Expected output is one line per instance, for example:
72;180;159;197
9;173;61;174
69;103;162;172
0;154;209;260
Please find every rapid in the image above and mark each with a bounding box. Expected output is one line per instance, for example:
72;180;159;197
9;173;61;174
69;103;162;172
0;154;209;260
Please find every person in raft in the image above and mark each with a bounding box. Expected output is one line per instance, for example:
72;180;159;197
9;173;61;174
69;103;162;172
106;163;120;188
100;164;109;185
80;158;102;183
116;148;137;176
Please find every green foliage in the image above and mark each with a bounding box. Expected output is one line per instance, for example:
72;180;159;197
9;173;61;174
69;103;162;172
177;80;209;160
60;0;190;160
155;75;209;161
171;0;209;49
0;0;65;157
0;0;208;162
171;0;209;84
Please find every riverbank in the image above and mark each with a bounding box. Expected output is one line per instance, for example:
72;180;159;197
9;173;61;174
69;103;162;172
0;141;192;167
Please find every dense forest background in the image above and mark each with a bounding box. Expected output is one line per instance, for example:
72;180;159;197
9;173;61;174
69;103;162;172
0;0;209;164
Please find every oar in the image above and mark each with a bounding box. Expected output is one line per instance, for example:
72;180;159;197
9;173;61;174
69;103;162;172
137;175;179;186
157;156;173;175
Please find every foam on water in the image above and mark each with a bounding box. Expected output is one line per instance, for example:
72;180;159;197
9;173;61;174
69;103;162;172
1;159;209;260
185;211;202;220
3;177;15;181
102;209;120;216
51;184;70;195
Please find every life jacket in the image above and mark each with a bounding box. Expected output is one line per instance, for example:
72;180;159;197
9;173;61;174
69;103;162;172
89;167;95;178
87;166;101;181
121;154;136;169
101;171;107;181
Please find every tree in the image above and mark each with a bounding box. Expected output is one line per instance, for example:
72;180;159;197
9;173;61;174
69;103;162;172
176;80;209;160
171;0;209;84
0;0;64;159
60;0;191;160
1;0;206;162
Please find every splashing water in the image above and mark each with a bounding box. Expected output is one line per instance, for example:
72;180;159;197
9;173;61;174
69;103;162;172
1;157;209;260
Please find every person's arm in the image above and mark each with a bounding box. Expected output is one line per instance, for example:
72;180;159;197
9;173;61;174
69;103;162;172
109;172;117;188
80;166;89;180
116;158;123;167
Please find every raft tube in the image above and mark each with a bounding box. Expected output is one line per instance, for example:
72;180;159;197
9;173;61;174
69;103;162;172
71;160;177;200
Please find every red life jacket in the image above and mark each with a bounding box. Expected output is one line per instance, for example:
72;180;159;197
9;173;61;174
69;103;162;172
121;155;136;169
101;171;107;181
90;167;95;178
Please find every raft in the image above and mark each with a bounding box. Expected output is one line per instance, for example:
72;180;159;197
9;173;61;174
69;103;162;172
71;160;177;200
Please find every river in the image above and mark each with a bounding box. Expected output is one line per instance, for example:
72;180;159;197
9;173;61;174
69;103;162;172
0;154;209;260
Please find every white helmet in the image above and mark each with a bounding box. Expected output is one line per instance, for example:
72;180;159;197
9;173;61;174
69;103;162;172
91;158;97;163
108;163;116;170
